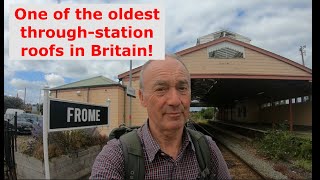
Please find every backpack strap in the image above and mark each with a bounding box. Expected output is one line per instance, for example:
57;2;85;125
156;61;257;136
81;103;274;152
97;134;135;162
119;130;145;180
119;128;216;180
188;128;216;180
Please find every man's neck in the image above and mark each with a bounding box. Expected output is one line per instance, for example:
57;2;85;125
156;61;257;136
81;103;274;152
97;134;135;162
148;122;184;160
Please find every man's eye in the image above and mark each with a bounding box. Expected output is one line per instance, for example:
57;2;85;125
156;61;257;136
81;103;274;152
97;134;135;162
156;88;166;92
178;87;188;91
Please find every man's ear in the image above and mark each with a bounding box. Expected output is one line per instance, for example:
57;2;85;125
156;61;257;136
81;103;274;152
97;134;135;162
139;89;147;107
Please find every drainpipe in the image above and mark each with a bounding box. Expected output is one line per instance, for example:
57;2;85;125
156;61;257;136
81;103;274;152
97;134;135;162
87;88;90;103
129;60;132;127
123;85;126;125
289;98;293;132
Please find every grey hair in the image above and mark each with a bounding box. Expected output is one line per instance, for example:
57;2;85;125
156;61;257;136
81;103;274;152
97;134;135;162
139;54;190;90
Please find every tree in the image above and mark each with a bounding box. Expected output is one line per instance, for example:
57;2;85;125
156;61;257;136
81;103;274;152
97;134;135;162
4;95;25;113
190;107;216;120
199;107;215;119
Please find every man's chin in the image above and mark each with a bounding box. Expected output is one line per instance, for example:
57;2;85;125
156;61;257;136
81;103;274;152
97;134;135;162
165;118;185;129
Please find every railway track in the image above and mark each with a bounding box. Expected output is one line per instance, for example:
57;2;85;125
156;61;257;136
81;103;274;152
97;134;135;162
192;122;266;180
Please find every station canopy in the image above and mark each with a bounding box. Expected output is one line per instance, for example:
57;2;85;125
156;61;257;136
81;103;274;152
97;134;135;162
190;78;312;107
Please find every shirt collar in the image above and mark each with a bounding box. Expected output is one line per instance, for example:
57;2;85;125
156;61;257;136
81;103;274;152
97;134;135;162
139;120;195;162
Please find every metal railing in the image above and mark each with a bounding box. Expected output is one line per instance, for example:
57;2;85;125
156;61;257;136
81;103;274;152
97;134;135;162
4;112;17;180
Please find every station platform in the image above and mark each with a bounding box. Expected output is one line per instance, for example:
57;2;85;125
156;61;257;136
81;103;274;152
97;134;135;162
209;119;312;140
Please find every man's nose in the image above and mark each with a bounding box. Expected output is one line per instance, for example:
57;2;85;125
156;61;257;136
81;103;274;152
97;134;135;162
166;88;181;106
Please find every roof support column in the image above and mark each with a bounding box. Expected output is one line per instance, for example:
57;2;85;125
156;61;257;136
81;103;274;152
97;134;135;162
289;98;293;132
271;99;275;129
227;105;230;121
225;106;228;121
230;106;233;121
222;107;224;121
221;107;223;120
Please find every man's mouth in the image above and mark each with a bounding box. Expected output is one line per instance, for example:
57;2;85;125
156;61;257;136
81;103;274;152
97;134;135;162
166;112;181;117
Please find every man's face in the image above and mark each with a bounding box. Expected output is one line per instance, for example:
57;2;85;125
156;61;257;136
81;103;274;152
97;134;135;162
139;58;191;131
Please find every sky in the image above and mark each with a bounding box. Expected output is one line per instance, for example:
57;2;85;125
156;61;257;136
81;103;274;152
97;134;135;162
4;0;312;104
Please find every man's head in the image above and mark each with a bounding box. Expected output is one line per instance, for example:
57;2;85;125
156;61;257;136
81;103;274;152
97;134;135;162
139;55;191;132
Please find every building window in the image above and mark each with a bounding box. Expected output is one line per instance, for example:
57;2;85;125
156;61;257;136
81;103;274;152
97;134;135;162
285;99;289;104
296;97;302;103
207;42;245;59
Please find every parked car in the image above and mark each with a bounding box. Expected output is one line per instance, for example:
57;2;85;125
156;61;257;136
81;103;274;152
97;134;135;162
16;117;33;134
18;113;42;126
4;113;43;135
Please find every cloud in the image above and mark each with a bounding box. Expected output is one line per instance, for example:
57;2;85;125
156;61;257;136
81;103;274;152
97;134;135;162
10;78;44;89
4;66;15;79
44;73;65;87
8;78;45;103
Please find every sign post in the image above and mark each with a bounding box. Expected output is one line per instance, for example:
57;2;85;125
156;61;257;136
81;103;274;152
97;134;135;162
42;88;109;179
43;86;50;179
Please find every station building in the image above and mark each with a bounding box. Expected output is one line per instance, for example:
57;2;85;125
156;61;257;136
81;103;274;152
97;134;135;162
50;30;312;135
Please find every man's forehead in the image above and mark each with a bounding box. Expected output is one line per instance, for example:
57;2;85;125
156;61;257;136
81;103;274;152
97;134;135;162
144;64;189;81
153;79;189;85
140;57;190;89
150;79;189;87
145;58;187;73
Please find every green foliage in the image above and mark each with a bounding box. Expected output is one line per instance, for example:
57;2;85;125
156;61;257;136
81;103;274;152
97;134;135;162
256;128;312;171
190;112;204;121
202;107;215;119
4;95;25;112
274;122;290;131
257;130;292;160
50;130;98;153
22;127;107;160
191;107;216;120
293;159;312;172
295;138;312;160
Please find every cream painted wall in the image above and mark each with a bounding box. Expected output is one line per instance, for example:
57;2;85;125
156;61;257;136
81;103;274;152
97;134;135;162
179;47;310;76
